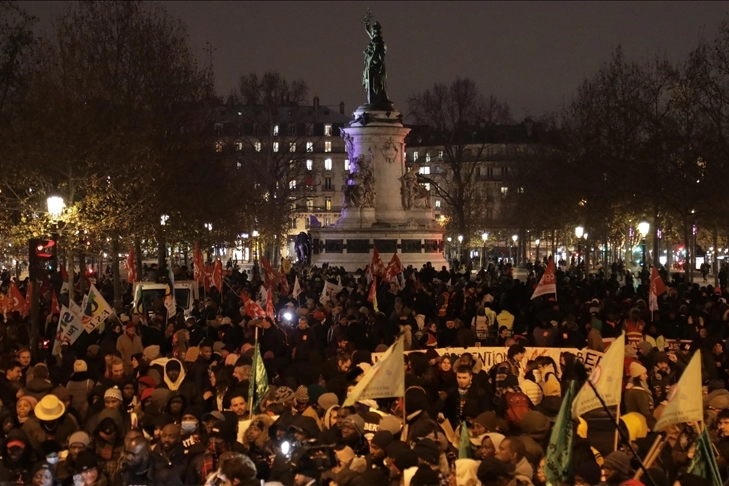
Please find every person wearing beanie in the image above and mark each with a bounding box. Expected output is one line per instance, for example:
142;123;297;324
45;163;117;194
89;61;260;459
15;395;38;424
340;414;368;456
29;461;55;486
293;385;321;430
117;321;143;375
410;464;441;486
625;361;656;429
519;410;550;465
366;430;393;474
574;460;601;486
66;360;95;418
412;438;441;468
602;451;633;485
55;431;92;483
477;457;513;485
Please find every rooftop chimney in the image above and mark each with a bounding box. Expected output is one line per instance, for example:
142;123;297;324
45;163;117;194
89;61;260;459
339;102;345;115
313;96;320;111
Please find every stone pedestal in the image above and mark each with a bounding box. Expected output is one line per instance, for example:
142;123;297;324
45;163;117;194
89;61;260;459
311;104;447;272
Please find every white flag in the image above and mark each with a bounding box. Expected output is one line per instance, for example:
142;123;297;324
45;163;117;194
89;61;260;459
69;299;83;320
319;281;343;305
81;284;113;333
572;333;625;418
292;276;302;299
343;337;405;407
532;258;557;300
60;281;70;295
59;305;84;344
653;350;703;431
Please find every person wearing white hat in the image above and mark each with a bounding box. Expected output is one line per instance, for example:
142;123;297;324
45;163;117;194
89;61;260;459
23;394;80;454
624;361;656;429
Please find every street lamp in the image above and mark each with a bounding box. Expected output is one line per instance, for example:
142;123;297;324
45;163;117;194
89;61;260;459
638;221;650;270
535;238;541;263
160;214;169;226
575;226;584;267
457;235;463;263
47;196;65;220
512;234;518;266
481;232;488;269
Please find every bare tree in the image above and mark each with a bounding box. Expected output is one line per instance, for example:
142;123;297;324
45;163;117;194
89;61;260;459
408;77;511;247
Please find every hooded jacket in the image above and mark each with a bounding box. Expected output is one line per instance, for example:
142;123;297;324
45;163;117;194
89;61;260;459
65;371;95;417
21;378;54;401
149;358;186;391
0;428;37;484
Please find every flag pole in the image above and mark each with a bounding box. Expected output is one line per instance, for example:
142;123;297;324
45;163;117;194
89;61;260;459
248;326;259;421
584;379;657;486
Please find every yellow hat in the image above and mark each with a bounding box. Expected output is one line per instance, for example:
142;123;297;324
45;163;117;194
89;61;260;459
620;412;648;442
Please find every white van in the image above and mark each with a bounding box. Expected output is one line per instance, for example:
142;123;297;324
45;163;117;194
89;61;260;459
133;280;199;319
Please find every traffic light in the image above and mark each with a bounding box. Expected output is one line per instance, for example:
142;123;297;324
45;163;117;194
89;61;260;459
29;238;58;280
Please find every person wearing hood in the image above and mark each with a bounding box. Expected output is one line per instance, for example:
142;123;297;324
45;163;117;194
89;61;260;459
65;360;95;418
22;394;80;456
21;364;54;401
163;392;188;425
624;362;656;429
91;407;124;480
240;414;275;480
116;322;143;375
518;410;550;467
150;358;186;392
0;428;38;484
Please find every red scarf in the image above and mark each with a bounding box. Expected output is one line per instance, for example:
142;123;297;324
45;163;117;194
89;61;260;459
200;441;227;481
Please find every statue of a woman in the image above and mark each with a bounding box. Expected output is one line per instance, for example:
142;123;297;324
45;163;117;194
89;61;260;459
363;14;391;107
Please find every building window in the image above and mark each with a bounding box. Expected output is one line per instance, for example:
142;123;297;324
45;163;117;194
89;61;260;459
254;141;261;152
324;124;332;136
435;199;441;209
501;167;508;177
306;142;313;152
306;198;313;211
413;152;419;161
215;141;223;153
235;141;243;151
325;216;331;226
425;152;431;163
289;124;297;136
289;142;296;152
273;125;279;136
289;217;297;229
306;159;313;171
290;201;297;211
486;208;494;221
501;186;508;197
325;196;332;210
487;167;494;179
438;150;443;159
324;177;332;190
305;217;310;229
344;159;350;171
273;142;279;152
419;166;430;175
517;187;525;194
289;179;297;189
236;162;241;169
324;141;332;152
324;158;332;171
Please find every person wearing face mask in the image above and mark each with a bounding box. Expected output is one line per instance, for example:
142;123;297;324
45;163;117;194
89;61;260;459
23;395;80;456
151;423;186;482
180;407;206;454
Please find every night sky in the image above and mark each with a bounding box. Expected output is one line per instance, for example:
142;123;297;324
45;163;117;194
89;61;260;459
19;1;729;120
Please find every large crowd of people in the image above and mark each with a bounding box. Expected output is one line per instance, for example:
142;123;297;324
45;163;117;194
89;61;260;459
0;257;728;486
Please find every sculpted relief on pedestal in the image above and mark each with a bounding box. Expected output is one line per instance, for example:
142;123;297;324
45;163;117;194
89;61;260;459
400;166;431;210
342;152;375;209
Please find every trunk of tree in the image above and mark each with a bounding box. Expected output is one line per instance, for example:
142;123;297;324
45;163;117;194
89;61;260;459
112;235;123;312
714;226;719;287
79;249;86;296
684;219;693;283
157;225;166;276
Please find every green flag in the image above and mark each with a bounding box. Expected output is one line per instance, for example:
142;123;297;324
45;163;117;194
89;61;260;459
458;421;472;459
545;380;577;486
688;428;722;486
247;340;269;415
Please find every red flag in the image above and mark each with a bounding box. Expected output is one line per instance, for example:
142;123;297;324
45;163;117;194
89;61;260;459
193;245;204;285
23;282;32;318
212;260;223;293
650;267;667;312
371;246;385;277
51;289;60;315
279;263;290;295
10;283;27;317
531;257;556;300
240;292;266;319
367;277;377;303
126;248;136;284
0;292;9;316
384;253;403;282
261;256;279;288
203;263;213;292
266;287;276;321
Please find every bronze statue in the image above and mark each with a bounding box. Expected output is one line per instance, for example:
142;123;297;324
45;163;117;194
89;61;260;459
362;10;391;107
